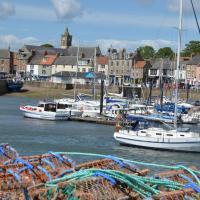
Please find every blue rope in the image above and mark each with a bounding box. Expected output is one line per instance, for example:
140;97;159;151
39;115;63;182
92;171;117;186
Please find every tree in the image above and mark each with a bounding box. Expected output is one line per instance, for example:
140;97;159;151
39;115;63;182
137;46;155;59
181;40;200;56
155;47;175;59
40;43;54;48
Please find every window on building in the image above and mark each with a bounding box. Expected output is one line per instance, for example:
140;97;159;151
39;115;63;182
163;69;167;76
30;70;34;74
42;70;46;74
1;60;4;65
42;57;48;62
116;61;119;66
82;53;85;58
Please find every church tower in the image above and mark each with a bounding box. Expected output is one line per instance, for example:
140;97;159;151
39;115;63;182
60;28;72;49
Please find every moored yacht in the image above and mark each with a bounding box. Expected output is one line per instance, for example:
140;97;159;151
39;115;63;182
20;101;70;120
114;120;200;152
114;0;200;152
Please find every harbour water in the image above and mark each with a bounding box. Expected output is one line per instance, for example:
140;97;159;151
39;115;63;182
0;96;199;168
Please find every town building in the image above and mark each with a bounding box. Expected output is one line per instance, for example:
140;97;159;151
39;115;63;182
186;55;200;86
0;49;14;74
97;56;108;74
52;56;77;75
21;28;101;82
148;59;174;87
60;28;72;49
108;48;144;86
173;61;187;85
26;53;57;80
131;60;146;84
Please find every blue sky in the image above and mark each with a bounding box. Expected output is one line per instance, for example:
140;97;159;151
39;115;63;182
0;0;199;52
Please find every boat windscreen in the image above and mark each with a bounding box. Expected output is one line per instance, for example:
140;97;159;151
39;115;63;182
38;104;44;107
44;104;56;112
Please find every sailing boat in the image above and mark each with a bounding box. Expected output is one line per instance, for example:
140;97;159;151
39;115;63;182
114;0;200;152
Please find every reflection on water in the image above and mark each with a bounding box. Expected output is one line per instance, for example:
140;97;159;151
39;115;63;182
0;96;199;168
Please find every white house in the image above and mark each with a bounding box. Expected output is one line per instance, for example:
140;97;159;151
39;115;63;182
52;56;77;75
26;54;57;80
52;56;94;75
97;56;109;76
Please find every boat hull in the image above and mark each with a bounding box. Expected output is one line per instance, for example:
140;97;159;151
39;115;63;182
69;110;83;117
82;111;100;118
21;110;69;121
114;132;200;152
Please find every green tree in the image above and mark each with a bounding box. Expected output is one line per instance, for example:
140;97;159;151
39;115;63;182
40;43;54;48
181;40;200;56
137;46;155;59
156;47;175;59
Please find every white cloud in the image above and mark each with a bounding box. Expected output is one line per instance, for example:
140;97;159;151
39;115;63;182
0;0;15;19
0;35;41;49
51;0;82;20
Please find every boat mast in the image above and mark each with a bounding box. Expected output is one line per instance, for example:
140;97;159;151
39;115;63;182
174;0;183;129
93;47;96;100
159;58;164;111
74;42;80;99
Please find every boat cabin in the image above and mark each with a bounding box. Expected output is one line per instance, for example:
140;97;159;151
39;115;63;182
38;102;57;112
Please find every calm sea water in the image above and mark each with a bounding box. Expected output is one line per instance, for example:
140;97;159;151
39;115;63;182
0;96;199;169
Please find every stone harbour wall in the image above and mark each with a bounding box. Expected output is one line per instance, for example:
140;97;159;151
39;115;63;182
0;80;7;95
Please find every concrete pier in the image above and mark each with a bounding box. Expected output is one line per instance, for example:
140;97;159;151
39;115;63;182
0;80;7;95
70;116;116;126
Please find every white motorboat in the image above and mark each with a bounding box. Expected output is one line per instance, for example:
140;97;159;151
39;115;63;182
20;101;70;121
73;100;100;118
114;121;200;152
54;98;83;117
